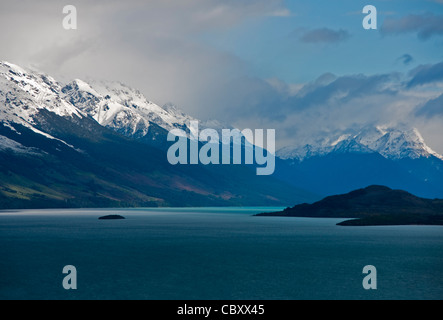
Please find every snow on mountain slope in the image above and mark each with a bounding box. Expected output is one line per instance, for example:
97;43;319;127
358;126;443;161
1;61;238;154
62;79;241;145
62;80;203;139
0;61;86;151
0;61;83;123
278;126;443;162
0;135;40;155
278;139;374;161
162;103;233;132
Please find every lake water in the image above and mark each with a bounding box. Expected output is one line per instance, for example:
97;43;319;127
0;207;442;300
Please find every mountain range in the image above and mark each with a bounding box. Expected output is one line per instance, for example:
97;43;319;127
278;126;443;161
1;61;443;209
275;126;443;199
0;61;315;209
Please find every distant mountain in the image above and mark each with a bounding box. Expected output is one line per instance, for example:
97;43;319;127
275;126;443;199
0;61;317;209
61;79;234;150
257;185;443;226
278;126;443;162
3;60;442;209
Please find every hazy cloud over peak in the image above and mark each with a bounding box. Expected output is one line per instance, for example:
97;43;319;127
221;65;442;152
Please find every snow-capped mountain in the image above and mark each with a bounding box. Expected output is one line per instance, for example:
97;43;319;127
0;61;84;122
2;60;443;206
356;126;443;161
61;79;233;142
0;60;237;155
277;137;374;161
0;61;313;209
0;61;86;153
278;126;443;162
62;79;193;138
275;125;443;199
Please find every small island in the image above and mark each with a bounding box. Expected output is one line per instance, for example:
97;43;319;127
256;185;443;226
98;215;126;220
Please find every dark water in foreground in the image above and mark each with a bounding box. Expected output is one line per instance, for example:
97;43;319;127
0;207;442;300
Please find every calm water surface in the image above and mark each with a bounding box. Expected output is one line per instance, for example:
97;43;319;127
0;207;442;300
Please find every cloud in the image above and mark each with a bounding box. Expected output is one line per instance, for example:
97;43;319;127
381;13;443;40
1;1;443;153
407;61;443;87
397;54;414;66
292;74;397;109
415;94;443;118
217;72;404;143
0;0;290;119
297;28;350;44
217;66;443;151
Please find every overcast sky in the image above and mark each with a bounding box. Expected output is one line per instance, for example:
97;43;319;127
1;0;443;152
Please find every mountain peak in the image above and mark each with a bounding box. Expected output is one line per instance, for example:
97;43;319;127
0;61;84;124
278;125;443;161
361;126;443;161
61;79;202;139
71;79;100;96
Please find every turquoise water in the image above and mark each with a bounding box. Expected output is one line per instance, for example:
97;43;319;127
0;207;442;300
